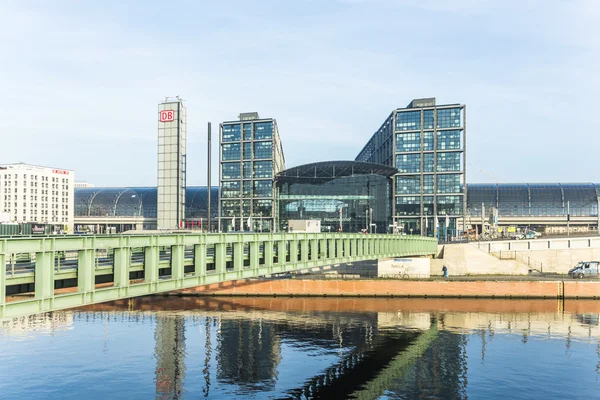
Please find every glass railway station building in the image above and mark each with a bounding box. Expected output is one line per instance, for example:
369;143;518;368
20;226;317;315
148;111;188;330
73;98;600;237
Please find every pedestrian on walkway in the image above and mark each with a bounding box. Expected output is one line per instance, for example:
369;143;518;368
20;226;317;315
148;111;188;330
442;265;449;278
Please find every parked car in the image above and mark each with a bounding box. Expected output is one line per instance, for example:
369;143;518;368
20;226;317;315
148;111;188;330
525;231;542;239
568;261;600;279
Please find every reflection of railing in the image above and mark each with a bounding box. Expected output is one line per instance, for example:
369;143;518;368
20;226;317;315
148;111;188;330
489;250;544;273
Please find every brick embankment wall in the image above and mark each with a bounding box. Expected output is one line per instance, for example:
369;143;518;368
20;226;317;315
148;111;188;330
177;279;600;299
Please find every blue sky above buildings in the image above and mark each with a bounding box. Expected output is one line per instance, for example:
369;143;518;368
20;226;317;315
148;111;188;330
0;0;597;186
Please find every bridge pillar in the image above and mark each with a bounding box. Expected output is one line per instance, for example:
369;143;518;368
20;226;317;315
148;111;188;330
194;244;206;277
289;238;298;265
215;242;226;276
319;238;326;260
171;245;185;281
113;248;130;288
145;246;159;284
336;238;342;259
277;239;286;265
233;240;243;272
310;239;318;262
0;253;5;306
300;238;309;263
264;240;273;269
250;240;259;269
328;238;335;259
35;251;54;301
344;238;350;259
77;249;96;297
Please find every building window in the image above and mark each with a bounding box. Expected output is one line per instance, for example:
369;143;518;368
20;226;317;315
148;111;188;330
396;111;421;131
423;110;434;129
253;161;272;178
222;181;241;198
253;180;272;197
396;154;421;173
437;152;461;172
254;122;273;140
243;161;253;178
243;142;253;159
395;196;420;216
437;195;463;215
437;130;461;150
396;133;420;152
254;142;272;159
437;108;462;129
423;175;434;194
423;131;434;151
437;174;461;193
222;124;241;142
222;143;241;161
396;176;420;194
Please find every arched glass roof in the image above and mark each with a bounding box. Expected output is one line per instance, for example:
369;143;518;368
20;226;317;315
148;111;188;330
277;161;397;184
467;183;599;218
75;187;218;218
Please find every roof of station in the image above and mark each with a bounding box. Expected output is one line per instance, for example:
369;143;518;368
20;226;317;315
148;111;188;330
466;183;600;217
75;187;218;218
276;161;398;183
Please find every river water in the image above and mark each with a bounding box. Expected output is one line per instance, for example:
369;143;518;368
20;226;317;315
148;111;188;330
1;297;599;399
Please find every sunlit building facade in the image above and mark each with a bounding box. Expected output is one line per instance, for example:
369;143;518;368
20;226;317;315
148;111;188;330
219;112;285;232
356;98;466;236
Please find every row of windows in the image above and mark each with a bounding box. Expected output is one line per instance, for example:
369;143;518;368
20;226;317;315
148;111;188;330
222;161;273;179
396;174;462;194
3;216;68;223
220;180;273;198
395;108;462;131
222;142;273;161
222;122;274;142
2;174;67;182
395;130;462;152
396;153;462;173
396;195;464;216
220;199;273;217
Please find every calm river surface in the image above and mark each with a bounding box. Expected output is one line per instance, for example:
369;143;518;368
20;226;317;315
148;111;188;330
1;297;600;399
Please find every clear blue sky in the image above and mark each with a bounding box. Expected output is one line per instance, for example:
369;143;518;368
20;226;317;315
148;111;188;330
0;0;597;186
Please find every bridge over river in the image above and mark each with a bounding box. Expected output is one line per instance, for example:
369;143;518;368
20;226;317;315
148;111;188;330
0;232;437;319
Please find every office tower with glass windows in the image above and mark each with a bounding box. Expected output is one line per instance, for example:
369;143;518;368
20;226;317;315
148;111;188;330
157;98;186;230
219;112;285;232
356;98;466;236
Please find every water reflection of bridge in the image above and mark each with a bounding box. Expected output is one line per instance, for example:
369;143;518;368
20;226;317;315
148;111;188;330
40;297;600;398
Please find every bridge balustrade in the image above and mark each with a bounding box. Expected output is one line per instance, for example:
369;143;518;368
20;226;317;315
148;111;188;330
0;233;437;319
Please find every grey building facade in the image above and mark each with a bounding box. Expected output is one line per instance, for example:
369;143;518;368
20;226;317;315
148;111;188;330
356;98;466;236
219;112;285;232
157;98;186;229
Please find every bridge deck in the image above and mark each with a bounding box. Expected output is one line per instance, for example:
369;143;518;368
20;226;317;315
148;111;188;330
0;232;437;319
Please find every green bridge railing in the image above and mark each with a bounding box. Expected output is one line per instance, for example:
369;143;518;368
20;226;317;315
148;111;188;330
0;233;437;319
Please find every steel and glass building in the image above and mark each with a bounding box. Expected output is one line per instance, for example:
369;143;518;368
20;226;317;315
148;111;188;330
157;98;186;230
219;112;285;232
356;98;466;236
276;161;395;233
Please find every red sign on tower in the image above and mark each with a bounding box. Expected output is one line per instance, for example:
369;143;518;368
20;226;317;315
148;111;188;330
160;110;175;122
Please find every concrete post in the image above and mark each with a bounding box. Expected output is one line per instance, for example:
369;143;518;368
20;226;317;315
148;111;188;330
277;239;286;265
145;246;159;284
264;240;274;268
290;238;298;264
194;244;207;276
233;241;243;271
35;251;54;300
310;239;318;262
301;238;309;263
336;238;343;259
215;243;226;275
328;239;335;259
319;238;327;260
171;245;185;281
77;249;96;295
113;248;130;288
250;240;259;268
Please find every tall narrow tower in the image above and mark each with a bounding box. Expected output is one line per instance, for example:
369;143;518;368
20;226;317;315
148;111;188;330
157;97;186;229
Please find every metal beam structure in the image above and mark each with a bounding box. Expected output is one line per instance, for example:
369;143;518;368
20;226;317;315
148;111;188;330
0;233;437;319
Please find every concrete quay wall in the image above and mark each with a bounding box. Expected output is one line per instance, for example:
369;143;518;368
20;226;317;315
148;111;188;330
178;279;600;299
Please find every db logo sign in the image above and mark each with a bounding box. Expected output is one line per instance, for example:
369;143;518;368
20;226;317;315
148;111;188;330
160;110;175;122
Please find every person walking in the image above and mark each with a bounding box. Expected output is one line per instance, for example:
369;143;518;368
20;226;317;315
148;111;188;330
442;265;449;278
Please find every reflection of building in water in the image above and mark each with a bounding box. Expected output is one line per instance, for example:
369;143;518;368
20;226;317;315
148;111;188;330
0;313;74;336
217;318;280;390
155;315;186;399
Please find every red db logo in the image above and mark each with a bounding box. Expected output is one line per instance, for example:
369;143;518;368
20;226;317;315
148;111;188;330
160;110;175;122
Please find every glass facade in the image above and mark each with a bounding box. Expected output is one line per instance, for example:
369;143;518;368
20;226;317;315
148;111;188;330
357;98;466;236
277;162;394;233
219;115;285;232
